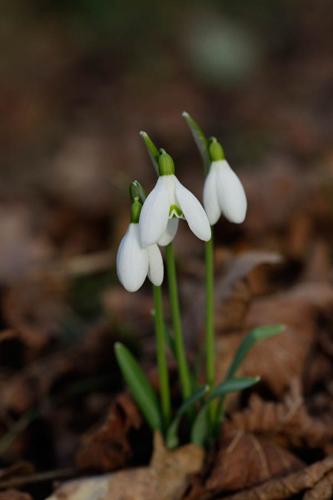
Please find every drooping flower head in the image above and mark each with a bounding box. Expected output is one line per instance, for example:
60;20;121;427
203;138;247;225
139;142;211;247
116;181;164;292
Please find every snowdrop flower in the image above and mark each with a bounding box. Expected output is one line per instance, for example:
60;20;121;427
139;151;211;247
203;139;247;225
117;195;164;292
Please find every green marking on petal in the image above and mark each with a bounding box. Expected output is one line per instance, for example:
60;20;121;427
169;205;184;218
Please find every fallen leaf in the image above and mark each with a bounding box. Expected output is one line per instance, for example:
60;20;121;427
2;277;67;352
184;251;282;348
217;283;333;396
49;432;204;500
222;454;333;500
0;492;32;500
76;393;142;472
207;431;303;493
0;204;50;284
303;468;333;500
225;381;333;450
0;462;34;481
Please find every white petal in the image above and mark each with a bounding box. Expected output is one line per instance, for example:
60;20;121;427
158;218;179;246
139;177;170;247
216;160;247;223
147;245;164;286
203;165;220;225
116;224;149;292
175;178;211;241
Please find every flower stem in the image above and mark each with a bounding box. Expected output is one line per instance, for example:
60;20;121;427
165;243;192;400
153;285;171;428
205;235;215;388
205;234;216;426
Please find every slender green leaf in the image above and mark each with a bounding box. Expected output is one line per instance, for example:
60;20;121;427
182;111;210;173
191;377;260;447
209;376;260;401
226;324;285;380
191;405;209;447
177;384;210;416
140;131;160;175
114;343;162;431
166;385;209;448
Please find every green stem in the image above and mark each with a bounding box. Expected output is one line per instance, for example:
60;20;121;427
165;243;192;400
153;285;171;428
205;235;217;429
205;236;215;388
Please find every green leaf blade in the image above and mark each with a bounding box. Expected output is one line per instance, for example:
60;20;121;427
191;406;209;447
209;376;260;401
114;342;162;431
226;324;285;381
191;377;260;447
177;384;210;417
166;385;209;449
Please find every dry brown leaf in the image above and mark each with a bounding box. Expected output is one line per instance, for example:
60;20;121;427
225;381;333;450
0;204;50;284
2;278;67;352
222;455;333;500
76;393;141;472
207;431;303;494
0;492;32;500
215;251;282;332
303;468;333;500
0;463;34;482
217;283;333;396
0;353;74;413
49;432;204;500
184;251;282;348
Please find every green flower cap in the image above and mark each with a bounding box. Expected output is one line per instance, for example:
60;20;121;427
158;149;175;176
208;137;225;162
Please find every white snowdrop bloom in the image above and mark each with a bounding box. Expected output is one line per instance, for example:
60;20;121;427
203;159;247;225
157;218;179;246
139;152;211;247
116;223;163;292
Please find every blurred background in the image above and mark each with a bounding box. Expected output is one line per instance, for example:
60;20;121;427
2;0;333;264
1;0;333;496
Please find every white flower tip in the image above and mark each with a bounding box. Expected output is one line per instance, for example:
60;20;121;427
223;186;247;224
147;245;164;286
229;209;247;224
201;225;212;241
175;178;211;242
158;218;179;246
182;111;189;118
119;278;142;293
116;224;149;293
216;160;247;225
